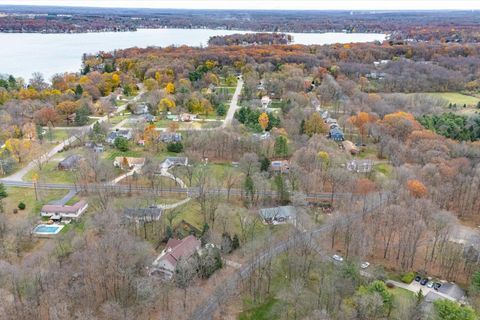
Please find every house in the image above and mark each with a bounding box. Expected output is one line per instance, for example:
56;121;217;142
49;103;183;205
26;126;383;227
252;132;271;141
93;143;105;153
271;160;289;173
261;96;272;109
329;127;344;141
143;113;156;122
346;159;373;173
41;200;88;219
159;157;188;170
160;132;182;143
124;207;162;222
114;157;145;171
57;154;83;171
259;206;297;225
342;140;359;155
321;110;329;120
150;235;201;280
133;103;149;115
180;113;197;122
106;129;132;144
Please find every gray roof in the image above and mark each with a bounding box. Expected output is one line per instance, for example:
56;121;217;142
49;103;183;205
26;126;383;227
437;283;466;301
124;207;162;221
58;155;82;168
260;206;297;220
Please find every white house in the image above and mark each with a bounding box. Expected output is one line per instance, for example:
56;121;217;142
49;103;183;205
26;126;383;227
261;96;272;109
40;200;88;219
114;157;145;171
159;157;188;170
150;235;201;280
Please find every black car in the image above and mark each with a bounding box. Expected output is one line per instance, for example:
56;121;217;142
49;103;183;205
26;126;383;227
420;278;428;285
414;275;422;282
433;283;442;290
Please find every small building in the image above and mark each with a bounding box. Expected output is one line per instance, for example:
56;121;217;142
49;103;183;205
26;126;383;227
160;157;188;170
150;235;201;280
40;200;88;219
321;110;329;120
93;143;105;153
261;96;272;109
259;206;297;225
329;127;344;141
124;207;162;222
271;160;290;173
180;113;197;122
57;155;83;171
342;140;360;155
114;157;145;171
143;113;156;122
160;132;182;143
133;103;149;115
346;159;373;173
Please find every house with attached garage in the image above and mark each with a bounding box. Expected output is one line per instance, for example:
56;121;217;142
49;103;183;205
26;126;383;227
259;206;297;225
40;200;88;220
106;129;132;144
57;154;83;171
159;157;188;170
114;156;145;171
150;235;201;280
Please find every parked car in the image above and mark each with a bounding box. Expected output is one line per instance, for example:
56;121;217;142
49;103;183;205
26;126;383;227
420;278;428;285
427;281;434;288
332;254;343;262
415;275;422;282
360;262;370;269
433;283;442;290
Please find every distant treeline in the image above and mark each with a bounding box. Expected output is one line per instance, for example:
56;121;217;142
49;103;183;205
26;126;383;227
0;8;480;42
208;33;293;46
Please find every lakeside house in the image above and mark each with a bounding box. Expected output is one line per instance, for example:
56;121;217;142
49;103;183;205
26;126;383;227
40;200;88;220
57;154;83;171
114;156;145;171
124;207;162;222
259;206;297;225
150;235;201;280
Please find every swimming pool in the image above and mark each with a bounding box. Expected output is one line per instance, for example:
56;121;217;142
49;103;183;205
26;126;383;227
33;224;64;236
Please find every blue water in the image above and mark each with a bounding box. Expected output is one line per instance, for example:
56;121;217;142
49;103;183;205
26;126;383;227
34;225;60;234
0;29;386;80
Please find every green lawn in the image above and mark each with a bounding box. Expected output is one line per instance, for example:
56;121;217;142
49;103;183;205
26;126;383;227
104;149;143;160
239;297;278;320
427;92;480;106
24;162;76;184
3;187;69;217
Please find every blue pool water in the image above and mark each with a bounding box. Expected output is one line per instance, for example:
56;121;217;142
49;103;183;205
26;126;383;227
34;225;61;234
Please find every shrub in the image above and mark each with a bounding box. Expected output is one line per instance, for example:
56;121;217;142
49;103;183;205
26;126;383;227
114;136;129;151
386;282;395;288
18;202;26;210
401;272;415;284
167;141;184;153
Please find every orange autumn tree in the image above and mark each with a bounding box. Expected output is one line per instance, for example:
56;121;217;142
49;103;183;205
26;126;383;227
348;111;377;142
259;112;269;131
407;179;428;198
379;111;422;141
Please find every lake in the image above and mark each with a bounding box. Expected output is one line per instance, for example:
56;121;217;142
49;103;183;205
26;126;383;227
0;28;387;80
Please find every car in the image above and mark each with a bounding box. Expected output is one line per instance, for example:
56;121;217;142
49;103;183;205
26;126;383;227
414;275;422;282
420;278;428;285
433;283;442;290
360;262;370;269
332;254;343;262
427;281;434;288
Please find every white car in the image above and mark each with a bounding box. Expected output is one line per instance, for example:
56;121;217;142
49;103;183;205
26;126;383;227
427;281;434;288
332;254;343;262
361;262;370;269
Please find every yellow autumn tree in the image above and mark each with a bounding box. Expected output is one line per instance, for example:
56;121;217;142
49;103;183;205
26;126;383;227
259;112;269;131
165;82;175;94
157;98;176;114
304;112;328;137
5;139;32;163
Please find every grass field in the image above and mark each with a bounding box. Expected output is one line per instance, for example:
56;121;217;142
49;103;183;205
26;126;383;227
24;162;76;184
3;187;69;217
239;298;277;320
426;92;480;106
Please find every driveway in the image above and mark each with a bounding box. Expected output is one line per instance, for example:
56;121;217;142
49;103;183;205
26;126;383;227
221;77;243;128
387;280;459;301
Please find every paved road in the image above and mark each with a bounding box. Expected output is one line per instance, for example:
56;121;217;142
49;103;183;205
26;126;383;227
189;192;391;320
2;88;144;182
221;77;243;128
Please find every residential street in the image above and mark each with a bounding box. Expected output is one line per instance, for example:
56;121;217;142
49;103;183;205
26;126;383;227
221;76;243;128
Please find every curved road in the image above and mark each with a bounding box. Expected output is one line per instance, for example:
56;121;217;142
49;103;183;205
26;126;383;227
188;192;391;320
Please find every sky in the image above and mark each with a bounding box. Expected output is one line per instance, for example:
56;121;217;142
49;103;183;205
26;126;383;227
0;0;479;11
